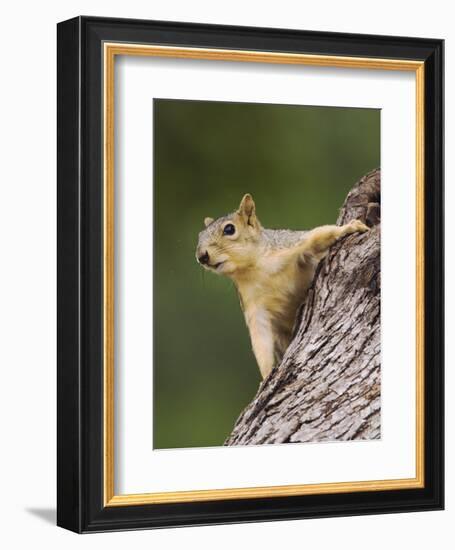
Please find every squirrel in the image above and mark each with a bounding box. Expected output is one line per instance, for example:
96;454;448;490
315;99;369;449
196;194;369;379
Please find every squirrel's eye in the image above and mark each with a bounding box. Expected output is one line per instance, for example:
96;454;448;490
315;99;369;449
223;223;236;236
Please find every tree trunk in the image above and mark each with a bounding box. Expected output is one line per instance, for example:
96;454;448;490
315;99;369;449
225;168;381;446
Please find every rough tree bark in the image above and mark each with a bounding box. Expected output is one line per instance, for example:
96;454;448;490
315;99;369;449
225;168;381;445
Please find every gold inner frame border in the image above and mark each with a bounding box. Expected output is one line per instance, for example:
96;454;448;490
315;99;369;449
103;42;425;507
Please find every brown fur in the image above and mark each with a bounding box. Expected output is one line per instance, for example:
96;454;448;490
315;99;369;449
196;194;368;379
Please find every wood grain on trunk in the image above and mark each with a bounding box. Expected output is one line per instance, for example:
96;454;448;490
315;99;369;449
225;169;381;446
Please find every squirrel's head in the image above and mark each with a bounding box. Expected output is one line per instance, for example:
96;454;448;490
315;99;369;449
196;194;262;277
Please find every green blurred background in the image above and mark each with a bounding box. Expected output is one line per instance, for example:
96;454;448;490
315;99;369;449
153;99;380;449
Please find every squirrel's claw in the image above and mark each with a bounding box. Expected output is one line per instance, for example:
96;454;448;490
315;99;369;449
348;219;370;234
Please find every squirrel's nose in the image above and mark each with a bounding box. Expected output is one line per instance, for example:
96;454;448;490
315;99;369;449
198;251;210;265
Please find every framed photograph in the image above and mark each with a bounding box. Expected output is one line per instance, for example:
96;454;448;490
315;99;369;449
57;16;444;533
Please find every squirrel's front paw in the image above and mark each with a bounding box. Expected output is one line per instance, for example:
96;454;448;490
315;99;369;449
347;219;369;234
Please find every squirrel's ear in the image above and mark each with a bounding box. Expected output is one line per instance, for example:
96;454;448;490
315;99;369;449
204;217;214;227
237;194;257;225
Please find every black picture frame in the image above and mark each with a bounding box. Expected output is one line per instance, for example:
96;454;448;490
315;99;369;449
57;16;444;533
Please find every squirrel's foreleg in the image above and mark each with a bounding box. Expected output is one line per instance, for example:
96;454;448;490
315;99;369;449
271;220;368;265
245;307;275;379
300;219;369;259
